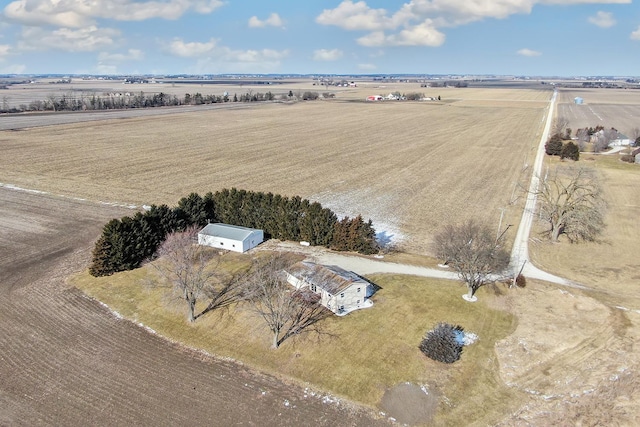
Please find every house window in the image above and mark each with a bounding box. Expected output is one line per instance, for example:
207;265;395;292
340;305;344;311
232;244;235;247
357;287;361;292
340;293;344;298
311;284;317;293
357;300;360;304
220;242;224;245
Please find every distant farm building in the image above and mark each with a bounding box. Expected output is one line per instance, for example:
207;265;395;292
284;262;375;316
574;97;584;104
198;223;264;253
366;95;383;101
609;133;632;147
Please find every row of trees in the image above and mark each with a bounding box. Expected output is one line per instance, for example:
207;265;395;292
153;230;329;348
0;89;318;113
90;189;378;277
555;116;640;153
545;133;580;160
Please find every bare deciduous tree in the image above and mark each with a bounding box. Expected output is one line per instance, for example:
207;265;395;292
594;128;618;153
628;127;640;147
576;128;590;151
153;226;243;322
535;166;606;243
242;254;331;348
432;220;510;301
553;115;570;137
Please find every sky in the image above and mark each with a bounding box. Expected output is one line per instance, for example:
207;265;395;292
0;0;639;76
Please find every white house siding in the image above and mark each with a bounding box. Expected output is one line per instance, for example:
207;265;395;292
333;284;368;314
285;264;372;315
198;234;244;252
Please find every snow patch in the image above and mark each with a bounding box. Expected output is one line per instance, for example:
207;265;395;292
463;331;478;346
0;182;48;194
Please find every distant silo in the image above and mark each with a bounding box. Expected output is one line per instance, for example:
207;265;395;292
574;97;583;105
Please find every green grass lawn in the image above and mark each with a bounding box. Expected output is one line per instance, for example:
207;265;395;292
72;257;518;425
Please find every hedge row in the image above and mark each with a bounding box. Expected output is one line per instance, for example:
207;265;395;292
89;189;378;277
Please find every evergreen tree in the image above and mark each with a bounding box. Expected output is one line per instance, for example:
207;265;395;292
561;141;580;161
545;133;563;156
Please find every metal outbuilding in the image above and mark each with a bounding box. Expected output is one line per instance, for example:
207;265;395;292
574;97;583;104
198;223;264;253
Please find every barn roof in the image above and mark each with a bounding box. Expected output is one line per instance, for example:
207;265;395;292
287;261;369;294
198;223;261;241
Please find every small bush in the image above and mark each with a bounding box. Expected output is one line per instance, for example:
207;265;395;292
515;274;526;288
561;141;580;161
620;155;635;163
419;323;464;364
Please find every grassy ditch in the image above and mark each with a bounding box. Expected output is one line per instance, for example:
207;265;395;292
72;255;517;425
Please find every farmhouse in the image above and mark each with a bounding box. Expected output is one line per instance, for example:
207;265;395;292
609;132;632;147
284;261;374;316
198;223;264;253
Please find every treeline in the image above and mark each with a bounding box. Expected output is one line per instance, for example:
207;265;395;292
90;189;378;277
1;90;292;113
545;133;580;160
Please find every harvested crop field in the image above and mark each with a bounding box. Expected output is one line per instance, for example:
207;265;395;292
556;88;640;135
0;88;551;253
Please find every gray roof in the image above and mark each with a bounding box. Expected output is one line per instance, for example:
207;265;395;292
287;261;369;294
199;223;261;241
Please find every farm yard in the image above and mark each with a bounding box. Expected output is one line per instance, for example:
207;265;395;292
1;81;640;426
0;187;388;426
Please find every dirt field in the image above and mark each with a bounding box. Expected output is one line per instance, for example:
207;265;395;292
556;88;640;136
0;88;550;253
0;187;389;426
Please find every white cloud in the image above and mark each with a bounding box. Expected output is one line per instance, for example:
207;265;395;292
358;63;376;70
2;0;225;28
98;49;144;62
631;26;640;40
588;11;616;28
317;0;631;48
0;44;11;57
166;37;289;64
0;63;26;73
168;38;218;57
248;13;285;29
224;48;288;62
18;26;119;51
357;22;445;47
316;1;398;31
313;48;343;61
517;48;542;56
94;63;118;75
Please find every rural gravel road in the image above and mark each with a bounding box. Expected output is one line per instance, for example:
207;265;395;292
507;90;581;287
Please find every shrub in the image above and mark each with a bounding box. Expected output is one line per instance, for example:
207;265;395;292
515;274;526;288
545;134;563;156
561;141;580;161
419;323;464;364
620;155;635;163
